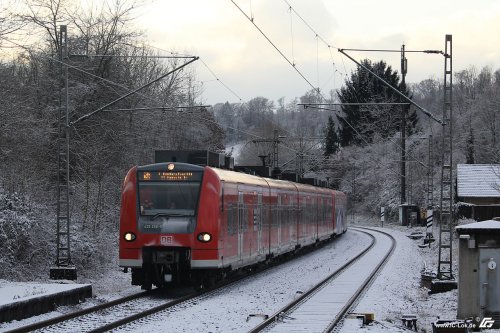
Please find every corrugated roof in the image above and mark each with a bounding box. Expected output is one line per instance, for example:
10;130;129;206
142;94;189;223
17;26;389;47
457;164;500;198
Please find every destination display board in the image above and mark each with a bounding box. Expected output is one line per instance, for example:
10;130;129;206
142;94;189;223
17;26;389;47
138;171;202;182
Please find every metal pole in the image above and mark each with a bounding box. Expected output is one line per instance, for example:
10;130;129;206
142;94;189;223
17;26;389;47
51;25;76;280
273;129;279;170
426;135;434;244
400;44;407;205
437;34;454;280
64;29;71;266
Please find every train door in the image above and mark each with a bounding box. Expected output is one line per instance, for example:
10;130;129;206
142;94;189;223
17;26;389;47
318;196;323;238
237;191;244;261
257;193;263;255
277;195;282;250
268;188;278;257
312;196;318;241
328;195;334;234
263;187;272;258
287;195;297;248
300;197;307;244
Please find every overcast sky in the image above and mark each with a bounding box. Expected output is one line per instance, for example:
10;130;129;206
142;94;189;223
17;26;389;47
136;0;500;105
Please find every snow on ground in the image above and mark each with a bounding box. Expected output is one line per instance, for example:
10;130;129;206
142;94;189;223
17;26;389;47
0;280;90;307
0;268;138;332
116;230;372;332
340;222;457;333
2;217;499;333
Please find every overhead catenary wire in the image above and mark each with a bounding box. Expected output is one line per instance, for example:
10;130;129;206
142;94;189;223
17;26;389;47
1;33;315;172
142;42;244;104
288;5;295;66
0;37;269;140
70;57;200;126
276;1;444;171
229;1;373;150
282;0;348;84
282;0;337;49
230;0;318;93
199;59;243;102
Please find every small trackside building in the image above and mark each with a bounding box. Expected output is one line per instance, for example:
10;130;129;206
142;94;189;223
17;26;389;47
456;219;500;328
456;164;500;221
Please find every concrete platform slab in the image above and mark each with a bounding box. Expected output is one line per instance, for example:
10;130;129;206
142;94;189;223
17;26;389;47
0;281;92;323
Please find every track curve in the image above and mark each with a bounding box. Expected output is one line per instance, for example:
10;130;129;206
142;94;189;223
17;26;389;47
249;227;396;333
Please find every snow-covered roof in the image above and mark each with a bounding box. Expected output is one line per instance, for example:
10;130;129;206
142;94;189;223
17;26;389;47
456;219;500;232
456;164;500;198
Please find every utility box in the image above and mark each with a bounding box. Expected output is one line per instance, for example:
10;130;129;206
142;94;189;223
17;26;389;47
456;219;500;328
399;204;421;226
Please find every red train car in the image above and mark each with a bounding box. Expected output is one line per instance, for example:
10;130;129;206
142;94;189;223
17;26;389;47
119;162;347;289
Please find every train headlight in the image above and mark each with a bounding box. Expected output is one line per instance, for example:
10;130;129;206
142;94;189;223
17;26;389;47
197;232;212;242
124;232;136;242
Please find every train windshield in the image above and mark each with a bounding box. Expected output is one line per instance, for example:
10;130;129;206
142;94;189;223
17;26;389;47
136;170;203;234
138;181;201;217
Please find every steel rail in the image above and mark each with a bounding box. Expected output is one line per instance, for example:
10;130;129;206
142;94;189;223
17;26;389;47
87;291;202;333
324;227;396;332
7;234;346;332
4;290;152;333
87;235;349;332
247;229;376;333
247;227;396;333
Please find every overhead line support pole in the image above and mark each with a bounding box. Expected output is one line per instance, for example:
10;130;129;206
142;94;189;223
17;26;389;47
401;44;407;205
51;25;76;280
437;34;454;281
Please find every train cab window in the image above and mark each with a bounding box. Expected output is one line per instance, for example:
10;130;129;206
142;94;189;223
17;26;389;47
138;182;201;216
137;171;202;234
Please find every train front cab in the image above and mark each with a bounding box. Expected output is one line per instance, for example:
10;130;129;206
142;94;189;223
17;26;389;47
119;163;222;289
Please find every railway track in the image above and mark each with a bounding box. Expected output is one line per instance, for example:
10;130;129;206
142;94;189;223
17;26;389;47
6;229;385;332
248;227;396;333
4;288;199;333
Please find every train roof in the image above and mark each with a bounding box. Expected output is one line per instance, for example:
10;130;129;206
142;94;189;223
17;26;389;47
135;162;344;196
208;166;339;195
208;166;273;188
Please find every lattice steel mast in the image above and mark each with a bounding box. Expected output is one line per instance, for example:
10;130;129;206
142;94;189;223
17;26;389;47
51;25;76;279
437;35;454;280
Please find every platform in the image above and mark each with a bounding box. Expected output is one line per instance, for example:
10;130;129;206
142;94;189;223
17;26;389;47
0;281;92;323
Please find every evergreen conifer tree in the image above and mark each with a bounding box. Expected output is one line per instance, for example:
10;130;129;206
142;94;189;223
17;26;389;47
337;59;417;146
324;116;339;156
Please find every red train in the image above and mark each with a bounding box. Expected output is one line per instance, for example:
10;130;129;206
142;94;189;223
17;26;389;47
119;162;347;289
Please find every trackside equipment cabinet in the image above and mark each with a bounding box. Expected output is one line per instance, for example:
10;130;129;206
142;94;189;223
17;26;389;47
456;219;500;328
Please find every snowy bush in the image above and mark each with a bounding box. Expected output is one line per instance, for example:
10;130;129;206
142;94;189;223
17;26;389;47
0;189;53;280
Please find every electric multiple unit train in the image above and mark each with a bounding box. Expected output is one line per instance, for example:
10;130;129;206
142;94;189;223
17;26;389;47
119;162;347;289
